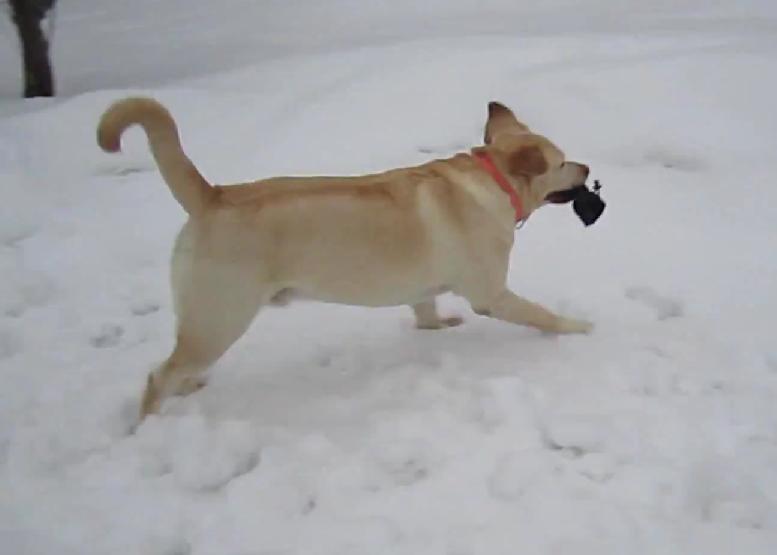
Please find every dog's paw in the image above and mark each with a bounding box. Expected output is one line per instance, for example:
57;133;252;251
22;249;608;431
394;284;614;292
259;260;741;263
415;315;464;330
555;317;594;335
441;315;464;328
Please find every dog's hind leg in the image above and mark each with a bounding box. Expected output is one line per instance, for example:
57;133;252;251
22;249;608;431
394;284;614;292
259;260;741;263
140;262;265;419
412;298;463;330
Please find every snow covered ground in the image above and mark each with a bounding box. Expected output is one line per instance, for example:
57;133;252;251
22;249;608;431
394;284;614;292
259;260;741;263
2;1;777;553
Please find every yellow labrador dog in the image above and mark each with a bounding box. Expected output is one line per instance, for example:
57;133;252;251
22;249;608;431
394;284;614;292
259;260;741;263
97;98;593;419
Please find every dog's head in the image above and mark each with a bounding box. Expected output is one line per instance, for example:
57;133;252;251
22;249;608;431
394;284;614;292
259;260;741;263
476;101;590;210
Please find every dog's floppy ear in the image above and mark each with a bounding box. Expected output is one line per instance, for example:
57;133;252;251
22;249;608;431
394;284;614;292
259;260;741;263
508;145;548;177
484;101;530;144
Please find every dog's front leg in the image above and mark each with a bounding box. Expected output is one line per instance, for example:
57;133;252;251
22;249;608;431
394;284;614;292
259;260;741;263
472;289;592;334
412;299;463;330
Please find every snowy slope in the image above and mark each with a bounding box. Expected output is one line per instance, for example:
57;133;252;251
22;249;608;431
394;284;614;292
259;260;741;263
2;1;777;554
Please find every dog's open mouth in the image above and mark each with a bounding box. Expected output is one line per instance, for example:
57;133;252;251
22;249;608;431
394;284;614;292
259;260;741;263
545;184;587;204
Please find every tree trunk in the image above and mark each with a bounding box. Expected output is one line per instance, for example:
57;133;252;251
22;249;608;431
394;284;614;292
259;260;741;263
9;0;55;98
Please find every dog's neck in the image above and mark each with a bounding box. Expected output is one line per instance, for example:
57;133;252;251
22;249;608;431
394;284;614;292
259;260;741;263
471;150;525;223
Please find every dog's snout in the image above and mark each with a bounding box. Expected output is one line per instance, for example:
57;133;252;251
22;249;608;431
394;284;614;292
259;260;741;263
579;164;590;178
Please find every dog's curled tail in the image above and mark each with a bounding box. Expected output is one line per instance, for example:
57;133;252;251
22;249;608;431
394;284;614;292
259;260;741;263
97;97;214;216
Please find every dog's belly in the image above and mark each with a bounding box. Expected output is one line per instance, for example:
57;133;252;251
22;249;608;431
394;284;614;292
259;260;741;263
270;252;451;306
257;216;451;306
280;280;449;308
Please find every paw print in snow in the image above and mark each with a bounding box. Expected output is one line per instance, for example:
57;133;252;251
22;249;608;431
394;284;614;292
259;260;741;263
90;323;124;348
625;286;683;321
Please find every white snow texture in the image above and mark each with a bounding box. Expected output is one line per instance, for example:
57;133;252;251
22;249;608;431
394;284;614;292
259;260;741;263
2;1;777;554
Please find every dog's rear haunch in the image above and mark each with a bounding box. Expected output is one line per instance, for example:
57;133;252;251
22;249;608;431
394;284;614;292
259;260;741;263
98;97;593;421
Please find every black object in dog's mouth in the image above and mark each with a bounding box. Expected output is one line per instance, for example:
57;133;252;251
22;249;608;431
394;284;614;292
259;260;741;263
545;181;606;226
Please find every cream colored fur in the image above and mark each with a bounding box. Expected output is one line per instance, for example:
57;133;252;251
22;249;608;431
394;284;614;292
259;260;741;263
97;98;593;420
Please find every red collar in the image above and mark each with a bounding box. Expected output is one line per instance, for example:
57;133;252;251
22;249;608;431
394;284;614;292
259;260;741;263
472;150;525;223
